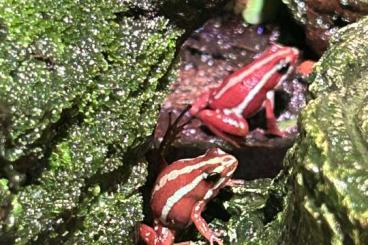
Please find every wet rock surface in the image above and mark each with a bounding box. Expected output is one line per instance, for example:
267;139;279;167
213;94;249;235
283;0;368;55
154;16;308;180
285;16;368;244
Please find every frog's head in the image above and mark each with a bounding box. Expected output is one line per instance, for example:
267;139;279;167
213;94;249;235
253;43;299;90
202;148;238;185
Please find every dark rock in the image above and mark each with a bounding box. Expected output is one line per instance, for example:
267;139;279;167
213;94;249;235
283;0;368;55
154;16;307;180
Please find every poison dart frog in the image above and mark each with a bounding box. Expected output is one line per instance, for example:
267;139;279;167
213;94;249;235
190;44;299;147
139;148;240;245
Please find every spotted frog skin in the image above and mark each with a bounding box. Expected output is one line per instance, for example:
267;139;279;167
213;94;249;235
190;44;299;147
139;148;239;245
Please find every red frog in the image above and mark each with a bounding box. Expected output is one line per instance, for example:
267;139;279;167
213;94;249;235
139;148;239;245
190;44;299;147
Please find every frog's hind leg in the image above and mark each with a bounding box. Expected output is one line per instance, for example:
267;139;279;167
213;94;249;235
205;124;241;148
139;223;175;245
139;224;157;245
196;109;248;147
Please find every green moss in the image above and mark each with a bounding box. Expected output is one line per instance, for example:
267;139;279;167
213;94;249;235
64;161;147;244
0;1;181;161
185;175;292;245
0;179;11;232
0;0;183;243
285;16;368;244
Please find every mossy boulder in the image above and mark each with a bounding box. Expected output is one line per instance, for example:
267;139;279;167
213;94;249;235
0;0;227;244
214;175;292;245
172;173;291;245
285;16;368;244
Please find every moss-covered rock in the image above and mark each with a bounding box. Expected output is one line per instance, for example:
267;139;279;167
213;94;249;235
173;172;292;245
0;1;180;162
218;176;292;245
285;16;368;244
0;0;204;243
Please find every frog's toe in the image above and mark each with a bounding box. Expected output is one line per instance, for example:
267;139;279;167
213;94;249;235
210;235;223;245
266;128;287;138
213;228;226;237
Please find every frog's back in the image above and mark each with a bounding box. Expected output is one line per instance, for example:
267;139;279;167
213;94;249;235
150;148;234;228
151;158;213;228
210;67;269;110
209;44;299;113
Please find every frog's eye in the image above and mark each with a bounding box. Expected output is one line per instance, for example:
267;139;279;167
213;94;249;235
277;62;290;74
204;172;221;183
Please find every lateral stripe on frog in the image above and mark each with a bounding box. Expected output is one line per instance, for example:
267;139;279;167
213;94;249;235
152;156;226;195
214;46;297;100
190;44;299;147
140;148;238;245
155;154;236;224
160;172;207;223
232;56;293;115
164;162;230;218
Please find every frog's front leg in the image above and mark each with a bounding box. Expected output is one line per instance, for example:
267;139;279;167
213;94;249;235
225;179;245;187
263;90;286;137
191;200;223;245
196;109;248;147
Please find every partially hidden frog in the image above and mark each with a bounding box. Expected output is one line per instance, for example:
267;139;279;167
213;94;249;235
139;148;239;245
190;44;299;147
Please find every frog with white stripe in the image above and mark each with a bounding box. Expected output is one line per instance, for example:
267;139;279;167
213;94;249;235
190;44;299;147
139;148;239;245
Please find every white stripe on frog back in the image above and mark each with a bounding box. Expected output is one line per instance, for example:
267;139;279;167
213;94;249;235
160;172;206;223
232;57;292;116
152;156;228;195
160;164;230;223
214;50;291;100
